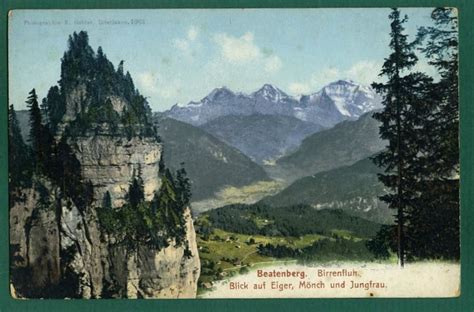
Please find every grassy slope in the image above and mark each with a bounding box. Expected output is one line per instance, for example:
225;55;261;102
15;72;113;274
198;227;344;286
196;203;381;289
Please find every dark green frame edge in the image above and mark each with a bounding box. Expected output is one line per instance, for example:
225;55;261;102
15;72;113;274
0;0;472;311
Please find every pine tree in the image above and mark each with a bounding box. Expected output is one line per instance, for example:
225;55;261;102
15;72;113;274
117;60;124;77
158;153;165;176
127;167;145;209
418;8;458;177
8;104;32;192
60;31;95;90
53;136;84;208
27;89;44;172
176;163;192;208
408;7;460;260
43;86;65;133
371;8;419;267
102;191;112;210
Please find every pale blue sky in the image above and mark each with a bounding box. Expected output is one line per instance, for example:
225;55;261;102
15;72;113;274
9;8;438;112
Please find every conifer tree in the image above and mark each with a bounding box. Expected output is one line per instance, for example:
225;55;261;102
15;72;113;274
127;167;145;209
102;191;112;210
27;89;44;171
53;136;83;205
176;163;192;208
417;8;458;177
407;7;460;260
8;104;32;192
43;86;65;133
371;8;419;267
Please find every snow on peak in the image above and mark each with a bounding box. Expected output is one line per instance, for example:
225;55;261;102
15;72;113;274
165;80;381;127
321;80;380;117
252;84;289;102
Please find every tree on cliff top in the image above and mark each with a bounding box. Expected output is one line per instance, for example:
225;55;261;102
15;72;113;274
27;89;55;174
57;30;154;137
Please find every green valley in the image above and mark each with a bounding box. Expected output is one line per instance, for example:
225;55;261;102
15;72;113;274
195;203;382;291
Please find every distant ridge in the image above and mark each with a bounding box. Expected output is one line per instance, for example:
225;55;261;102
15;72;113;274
164;80;382;128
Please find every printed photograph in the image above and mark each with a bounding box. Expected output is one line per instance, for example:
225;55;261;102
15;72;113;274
8;8;459;299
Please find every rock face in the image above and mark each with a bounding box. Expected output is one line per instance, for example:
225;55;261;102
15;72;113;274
10;167;200;299
10;31;200;299
10;183;61;293
124;208;200;298
71;135;162;207
10;93;200;299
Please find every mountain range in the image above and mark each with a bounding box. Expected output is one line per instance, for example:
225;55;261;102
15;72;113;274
165;80;382;128
164;80;381;164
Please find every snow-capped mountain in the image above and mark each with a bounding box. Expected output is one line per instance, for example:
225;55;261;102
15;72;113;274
164;80;381;128
251;84;292;103
166;84;299;126
297;80;382;127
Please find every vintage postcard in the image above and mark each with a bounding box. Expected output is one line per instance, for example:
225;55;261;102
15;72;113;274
8;8;460;299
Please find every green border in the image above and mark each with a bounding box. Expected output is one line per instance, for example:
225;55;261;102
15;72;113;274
1;1;472;311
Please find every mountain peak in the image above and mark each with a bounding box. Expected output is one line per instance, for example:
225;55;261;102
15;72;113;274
261;83;278;90
253;84;289;102
165;80;381;127
205;86;235;101
318;80;380;118
331;79;357;86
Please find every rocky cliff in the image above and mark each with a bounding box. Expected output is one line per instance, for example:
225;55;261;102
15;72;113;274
72;135;162;207
10;183;200;298
9;31;200;299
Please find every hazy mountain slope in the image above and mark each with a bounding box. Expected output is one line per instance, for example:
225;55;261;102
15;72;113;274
155;117;271;201
272;110;385;182
15;110;30;143
261;158;392;224
200;114;324;164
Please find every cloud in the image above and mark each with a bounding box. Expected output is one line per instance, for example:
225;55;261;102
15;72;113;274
345;60;383;85
173;25;201;56
137;71;181;100
210;31;283;78
288;82;311;95
198;31;284;93
213;32;261;64
265;55;282;73
138;71;159;93
288;67;340;95
287;61;382;96
309;67;341;89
